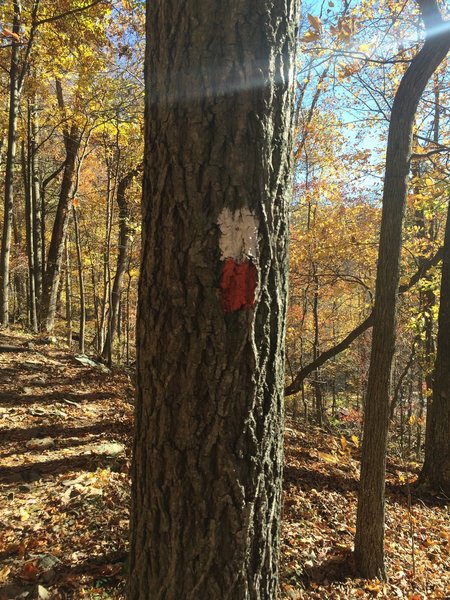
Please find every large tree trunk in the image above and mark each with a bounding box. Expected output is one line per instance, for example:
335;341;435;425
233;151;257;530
101;167;140;363
419;199;450;494
129;0;299;597
0;0;21;326
354;0;450;579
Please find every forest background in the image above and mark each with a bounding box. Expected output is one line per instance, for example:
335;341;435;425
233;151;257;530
1;0;448;436
0;0;449;596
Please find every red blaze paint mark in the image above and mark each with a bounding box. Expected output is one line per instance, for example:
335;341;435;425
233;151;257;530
220;258;257;312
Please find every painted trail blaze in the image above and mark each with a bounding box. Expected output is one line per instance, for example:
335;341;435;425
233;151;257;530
217;207;259;312
220;258;257;312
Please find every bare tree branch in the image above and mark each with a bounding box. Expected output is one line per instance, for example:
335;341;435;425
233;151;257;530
35;0;109;26
285;247;444;396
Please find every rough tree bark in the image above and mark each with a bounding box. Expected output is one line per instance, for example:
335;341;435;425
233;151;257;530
129;0;299;597
354;0;450;579
419;198;450;494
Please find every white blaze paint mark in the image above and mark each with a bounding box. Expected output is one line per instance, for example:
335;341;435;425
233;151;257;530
217;207;259;262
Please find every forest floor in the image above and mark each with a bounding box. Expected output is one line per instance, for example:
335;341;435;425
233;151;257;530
0;330;448;599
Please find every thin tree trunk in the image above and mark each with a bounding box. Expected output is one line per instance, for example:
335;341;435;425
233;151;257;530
389;344;416;421
354;0;450;579
21;139;37;331
416;376;425;458
40;162;66;283
101;166;140;362
87;239;101;353
72;205;85;354
312;268;324;425
125;256;132;365
41;79;84;332
419;197;450;494
100;157;116;351
65;237;72;347
0;0;21;326
30;96;43;316
40;122;80;332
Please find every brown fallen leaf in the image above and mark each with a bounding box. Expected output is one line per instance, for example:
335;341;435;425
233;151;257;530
19;560;40;582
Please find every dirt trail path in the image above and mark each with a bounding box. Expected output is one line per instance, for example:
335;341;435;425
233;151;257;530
0;331;448;599
0;331;133;599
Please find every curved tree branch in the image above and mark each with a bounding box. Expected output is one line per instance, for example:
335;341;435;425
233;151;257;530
355;0;450;577
285;246;443;396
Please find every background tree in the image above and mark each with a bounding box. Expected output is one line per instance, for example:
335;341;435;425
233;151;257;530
40;79;84;332
101;163;141;364
419;198;450;494
354;0;450;579
0;0;31;326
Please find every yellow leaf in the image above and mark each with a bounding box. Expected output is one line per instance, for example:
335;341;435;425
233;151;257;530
300;29;321;43
317;451;338;463
20;509;30;522
399;276;409;287
307;14;322;33
0;566;11;584
351;435;359;448
340;435;348;450
358;44;370;52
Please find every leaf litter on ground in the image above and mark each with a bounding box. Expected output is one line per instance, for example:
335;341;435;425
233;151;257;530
0;330;448;598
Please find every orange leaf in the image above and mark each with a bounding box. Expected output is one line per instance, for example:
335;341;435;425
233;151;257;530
365;581;382;594
2;28;20;42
